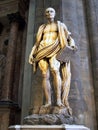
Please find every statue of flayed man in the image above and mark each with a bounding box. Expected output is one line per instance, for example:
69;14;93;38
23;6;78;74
29;7;77;113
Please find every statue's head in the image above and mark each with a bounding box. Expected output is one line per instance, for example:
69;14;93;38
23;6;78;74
45;7;56;19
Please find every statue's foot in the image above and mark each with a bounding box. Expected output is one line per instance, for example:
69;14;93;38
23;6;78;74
67;107;72;115
57;100;64;107
42;103;51;108
62;100;72;115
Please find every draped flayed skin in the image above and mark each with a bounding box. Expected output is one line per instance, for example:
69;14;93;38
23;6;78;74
33;38;60;62
33;21;69;62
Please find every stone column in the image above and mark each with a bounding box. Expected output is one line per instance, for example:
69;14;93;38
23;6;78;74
61;0;96;129
21;0;36;122
1;12;20;101
11;16;25;103
0;12;22;130
62;0;84;121
84;0;98;129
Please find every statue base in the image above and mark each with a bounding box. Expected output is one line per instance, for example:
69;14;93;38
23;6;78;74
23;114;75;125
9;125;90;130
24;106;75;125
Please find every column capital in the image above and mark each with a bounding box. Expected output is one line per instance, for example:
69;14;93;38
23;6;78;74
7;12;25;30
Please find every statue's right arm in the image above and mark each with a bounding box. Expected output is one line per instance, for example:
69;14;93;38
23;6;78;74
29;45;37;64
29;24;45;64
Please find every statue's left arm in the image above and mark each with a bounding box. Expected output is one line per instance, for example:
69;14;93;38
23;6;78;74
62;23;78;51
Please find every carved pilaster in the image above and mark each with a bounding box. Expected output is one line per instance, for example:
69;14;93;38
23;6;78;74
1;12;23;101
12;31;24;103
0;54;6;99
0;12;25;129
2;12;25;100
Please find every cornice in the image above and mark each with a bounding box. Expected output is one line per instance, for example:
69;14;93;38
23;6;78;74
0;0;17;4
0;0;19;17
0;0;29;17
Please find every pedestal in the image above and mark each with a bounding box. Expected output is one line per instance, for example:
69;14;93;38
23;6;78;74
9;125;90;130
23;106;74;125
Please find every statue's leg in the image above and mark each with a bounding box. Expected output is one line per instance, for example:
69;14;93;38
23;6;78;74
38;59;51;107
49;56;63;107
61;62;72;114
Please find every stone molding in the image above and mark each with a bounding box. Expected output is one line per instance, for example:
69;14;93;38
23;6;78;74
0;100;19;109
9;124;90;130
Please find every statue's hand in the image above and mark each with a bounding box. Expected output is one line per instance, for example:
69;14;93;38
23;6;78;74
29;45;37;64
71;45;78;51
29;53;34;64
70;45;78;51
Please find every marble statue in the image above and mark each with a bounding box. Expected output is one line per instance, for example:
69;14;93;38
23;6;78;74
29;7;77;114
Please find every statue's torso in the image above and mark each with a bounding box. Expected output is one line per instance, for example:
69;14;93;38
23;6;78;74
38;23;58;50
